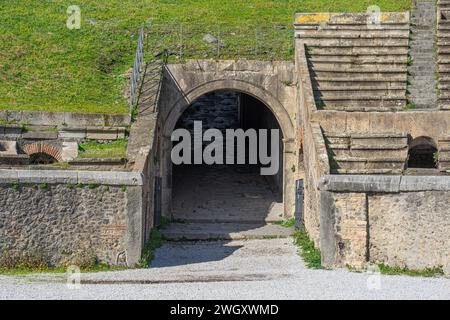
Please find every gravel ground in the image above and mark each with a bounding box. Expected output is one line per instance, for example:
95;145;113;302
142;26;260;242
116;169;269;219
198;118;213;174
0;239;449;300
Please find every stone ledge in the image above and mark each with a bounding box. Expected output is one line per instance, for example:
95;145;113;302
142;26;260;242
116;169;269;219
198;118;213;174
295;12;410;26
0;169;143;186
319;175;401;192
320;174;450;192
1;111;130;127
399;176;450;191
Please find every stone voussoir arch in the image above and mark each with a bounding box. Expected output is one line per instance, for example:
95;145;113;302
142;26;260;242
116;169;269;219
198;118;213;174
159;77;297;219
22;142;63;162
163;78;295;140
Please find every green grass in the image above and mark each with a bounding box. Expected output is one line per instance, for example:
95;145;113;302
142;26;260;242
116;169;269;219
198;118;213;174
138;228;163;268
0;249;127;275
377;264;444;277
0;264;126;276
273;217;296;228
293;228;323;269
78;139;127;159
0;1;412;113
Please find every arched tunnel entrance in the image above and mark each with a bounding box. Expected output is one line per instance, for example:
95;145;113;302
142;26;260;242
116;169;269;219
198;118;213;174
171;90;285;223
158;78;297;235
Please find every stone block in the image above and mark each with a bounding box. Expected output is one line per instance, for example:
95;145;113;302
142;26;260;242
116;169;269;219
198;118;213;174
16;170;78;184
0;154;29;165
6;110;23;123
0;140;18;154
105;114;131;127
0;169;19;183
86;127;118;140
64;113;104;127
22;132;58;140
77;171;143;186
117;127;127;139
2;125;23;138
21;111;65;126
319;175;401;193
58;127;86;140
400;176;450;191
61;142;79;161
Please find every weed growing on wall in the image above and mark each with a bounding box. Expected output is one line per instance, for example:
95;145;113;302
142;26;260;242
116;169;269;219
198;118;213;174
293;228;323;269
138;229;162;268
377;264;444;277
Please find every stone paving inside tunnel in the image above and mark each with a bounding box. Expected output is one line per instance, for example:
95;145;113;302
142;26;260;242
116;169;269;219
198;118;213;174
172;164;284;223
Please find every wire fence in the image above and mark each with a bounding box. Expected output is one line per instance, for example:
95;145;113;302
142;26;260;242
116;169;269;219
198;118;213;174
144;22;294;63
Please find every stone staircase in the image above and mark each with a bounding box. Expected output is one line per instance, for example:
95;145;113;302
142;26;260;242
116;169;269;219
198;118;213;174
161;222;294;241
324;132;409;174
408;0;438;109
438;136;450;170
295;13;410;111
437;0;450;109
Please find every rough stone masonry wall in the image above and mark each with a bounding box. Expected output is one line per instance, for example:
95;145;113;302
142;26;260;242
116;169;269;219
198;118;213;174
319;175;450;273
0;185;127;266
296;37;331;245
0;170;144;267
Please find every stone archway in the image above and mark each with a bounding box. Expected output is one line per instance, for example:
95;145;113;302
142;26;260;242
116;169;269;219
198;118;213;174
159;78;296;220
407;136;438;169
22;142;63;164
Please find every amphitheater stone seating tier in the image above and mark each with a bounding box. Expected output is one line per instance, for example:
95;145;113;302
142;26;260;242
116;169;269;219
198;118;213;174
295;12;410;112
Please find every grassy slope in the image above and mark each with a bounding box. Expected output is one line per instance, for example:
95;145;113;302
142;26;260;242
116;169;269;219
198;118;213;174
78;139;128;158
0;1;412;114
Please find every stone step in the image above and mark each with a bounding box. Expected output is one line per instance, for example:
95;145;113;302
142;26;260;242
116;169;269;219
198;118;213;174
321;105;403;112
408;65;437;71
295;23;410;30
315;82;406;90
334;168;404;174
313;72;407;81
297;29;408;38
308;63;406;72
308;56;407;64
414;104;437;109
315;89;405;98
160;222;294;241
308;46;408;55
411;57;437;62
303;38;409;47
317;94;405;101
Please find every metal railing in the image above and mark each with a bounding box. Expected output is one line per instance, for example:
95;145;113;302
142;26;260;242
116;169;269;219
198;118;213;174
144;22;294;62
129;22;293;117
129;24;145;116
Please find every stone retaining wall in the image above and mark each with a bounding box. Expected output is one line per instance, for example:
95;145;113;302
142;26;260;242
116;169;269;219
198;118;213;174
319;175;450;273
0;111;130;127
0;170;145;267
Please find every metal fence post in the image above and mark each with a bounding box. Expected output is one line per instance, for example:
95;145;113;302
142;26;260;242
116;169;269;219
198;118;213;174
179;24;183;59
217;29;220;58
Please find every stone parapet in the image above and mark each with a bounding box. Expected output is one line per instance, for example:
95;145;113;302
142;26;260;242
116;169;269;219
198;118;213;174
318;174;450;273
0;169;143;186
